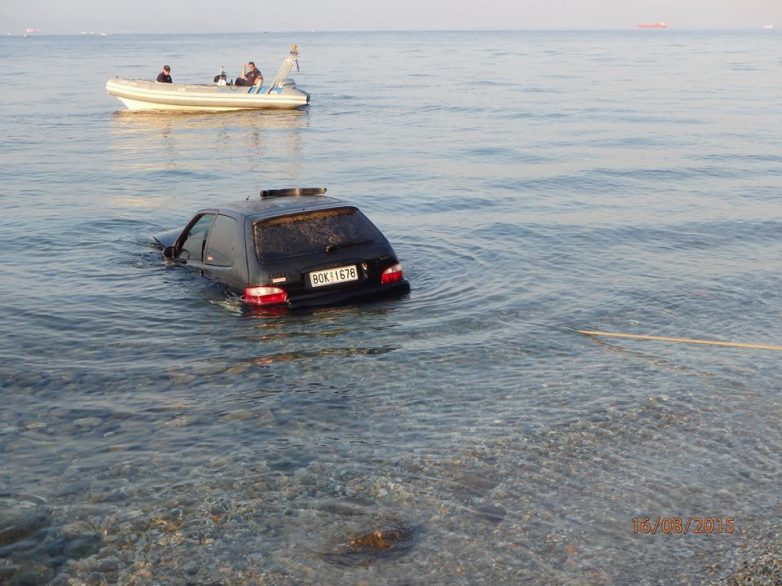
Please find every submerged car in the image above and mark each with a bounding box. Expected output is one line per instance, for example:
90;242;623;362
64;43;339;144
153;187;410;308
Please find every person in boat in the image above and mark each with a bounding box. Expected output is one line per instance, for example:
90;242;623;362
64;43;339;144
236;62;263;87
156;65;172;83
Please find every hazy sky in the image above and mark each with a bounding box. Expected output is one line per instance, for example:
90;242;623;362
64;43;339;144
2;0;780;34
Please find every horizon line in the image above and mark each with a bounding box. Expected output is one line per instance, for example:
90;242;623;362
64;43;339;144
6;26;777;36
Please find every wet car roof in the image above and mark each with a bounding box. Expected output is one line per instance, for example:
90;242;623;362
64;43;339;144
207;195;351;221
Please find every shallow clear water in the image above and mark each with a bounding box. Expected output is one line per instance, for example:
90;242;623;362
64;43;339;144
0;30;781;584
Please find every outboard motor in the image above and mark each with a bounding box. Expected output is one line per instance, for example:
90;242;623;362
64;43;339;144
213;66;230;86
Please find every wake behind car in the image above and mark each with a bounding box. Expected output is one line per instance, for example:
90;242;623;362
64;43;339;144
153;188;410;309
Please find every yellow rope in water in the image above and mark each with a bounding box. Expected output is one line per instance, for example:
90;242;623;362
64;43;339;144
576;330;782;352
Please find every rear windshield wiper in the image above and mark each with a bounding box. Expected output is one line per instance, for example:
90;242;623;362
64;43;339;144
325;239;373;253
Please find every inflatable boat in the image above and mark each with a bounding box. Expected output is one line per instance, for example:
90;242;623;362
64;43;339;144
106;45;309;112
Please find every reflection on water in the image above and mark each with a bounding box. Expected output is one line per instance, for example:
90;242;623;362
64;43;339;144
109;109;309;173
110;108;310;134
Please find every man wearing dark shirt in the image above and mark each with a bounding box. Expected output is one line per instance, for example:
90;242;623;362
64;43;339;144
236;62;263;87
156;65;172;83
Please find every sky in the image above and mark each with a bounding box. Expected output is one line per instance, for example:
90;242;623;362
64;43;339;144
2;0;780;34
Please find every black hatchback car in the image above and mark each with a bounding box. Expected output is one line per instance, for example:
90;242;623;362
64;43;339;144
153;188;410;308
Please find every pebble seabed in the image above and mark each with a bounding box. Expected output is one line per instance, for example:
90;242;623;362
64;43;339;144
1;409;780;586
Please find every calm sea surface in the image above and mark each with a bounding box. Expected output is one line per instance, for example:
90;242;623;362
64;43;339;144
0;31;781;584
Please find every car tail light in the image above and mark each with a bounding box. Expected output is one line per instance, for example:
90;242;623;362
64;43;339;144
244;286;289;306
381;263;404;285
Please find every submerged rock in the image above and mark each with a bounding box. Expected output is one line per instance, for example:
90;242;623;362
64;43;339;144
474;504;506;524
7;564;54;585
62;533;102;559
349;529;389;550
0;508;50;546
320;522;418;567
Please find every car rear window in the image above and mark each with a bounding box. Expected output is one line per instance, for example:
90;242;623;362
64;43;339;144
253;207;382;260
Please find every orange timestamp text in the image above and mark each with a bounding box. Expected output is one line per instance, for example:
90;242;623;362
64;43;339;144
632;516;735;535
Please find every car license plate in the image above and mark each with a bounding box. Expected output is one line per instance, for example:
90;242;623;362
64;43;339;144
309;265;359;288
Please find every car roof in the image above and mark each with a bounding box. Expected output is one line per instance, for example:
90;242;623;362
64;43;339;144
203;194;356;221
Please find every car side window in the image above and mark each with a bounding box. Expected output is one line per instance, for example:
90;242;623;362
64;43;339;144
205;215;238;267
178;214;216;263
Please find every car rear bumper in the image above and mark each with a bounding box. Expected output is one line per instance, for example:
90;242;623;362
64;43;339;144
286;279;410;309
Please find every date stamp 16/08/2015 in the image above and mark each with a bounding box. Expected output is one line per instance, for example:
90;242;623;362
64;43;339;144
632;516;735;535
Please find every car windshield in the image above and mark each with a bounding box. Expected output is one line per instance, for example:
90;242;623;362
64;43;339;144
253;207;382;260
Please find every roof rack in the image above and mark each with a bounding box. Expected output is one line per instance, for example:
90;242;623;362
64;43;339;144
260;187;327;198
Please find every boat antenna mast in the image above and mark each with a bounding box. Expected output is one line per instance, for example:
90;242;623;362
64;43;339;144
266;44;300;94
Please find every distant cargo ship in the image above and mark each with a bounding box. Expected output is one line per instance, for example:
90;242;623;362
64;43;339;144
638;21;668;29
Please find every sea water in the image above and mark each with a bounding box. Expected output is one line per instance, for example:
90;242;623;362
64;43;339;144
0;30;780;584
